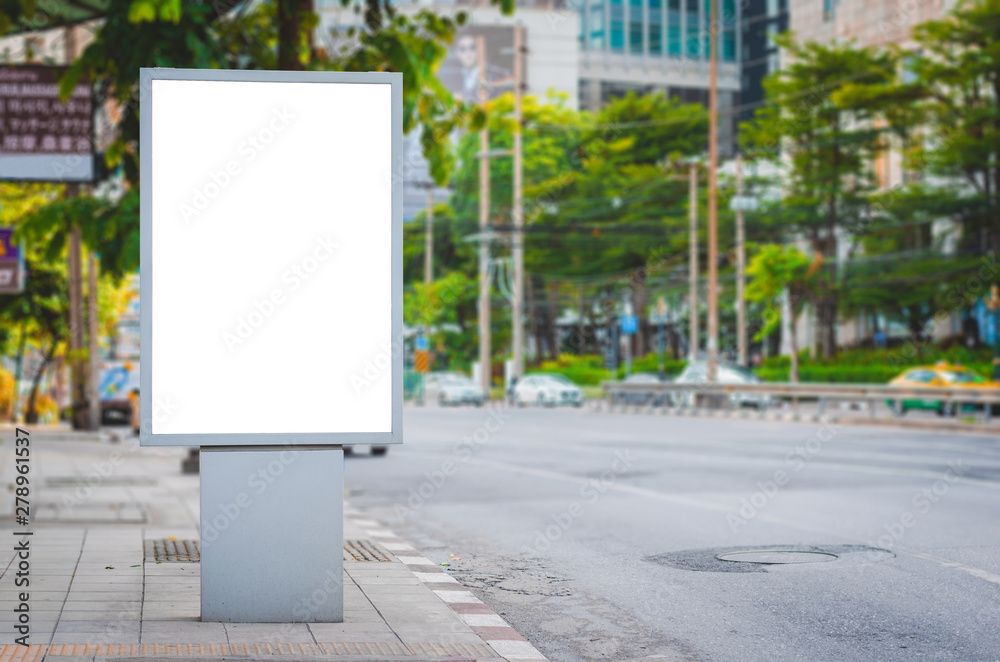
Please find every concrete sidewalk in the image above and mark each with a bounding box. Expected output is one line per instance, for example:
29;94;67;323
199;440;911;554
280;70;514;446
0;433;545;662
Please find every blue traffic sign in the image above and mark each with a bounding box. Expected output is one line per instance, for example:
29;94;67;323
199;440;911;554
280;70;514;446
620;315;638;335
415;336;429;351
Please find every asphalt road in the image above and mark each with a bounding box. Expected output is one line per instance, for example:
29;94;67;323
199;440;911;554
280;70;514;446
345;405;1000;662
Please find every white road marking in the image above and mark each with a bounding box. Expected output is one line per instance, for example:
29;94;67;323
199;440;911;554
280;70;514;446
903;549;1000;586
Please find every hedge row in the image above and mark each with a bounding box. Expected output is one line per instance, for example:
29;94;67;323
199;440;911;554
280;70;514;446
534;354;688;385
533;353;996;385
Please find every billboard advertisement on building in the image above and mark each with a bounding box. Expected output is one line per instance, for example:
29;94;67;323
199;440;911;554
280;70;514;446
403;25;522;219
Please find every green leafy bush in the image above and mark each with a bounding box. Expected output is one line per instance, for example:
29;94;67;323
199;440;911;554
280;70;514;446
532;354;688;385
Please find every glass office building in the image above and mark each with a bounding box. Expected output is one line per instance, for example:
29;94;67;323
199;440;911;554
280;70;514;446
579;0;738;62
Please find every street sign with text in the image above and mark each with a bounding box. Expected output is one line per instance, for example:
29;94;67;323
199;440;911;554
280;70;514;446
621;314;638;335
0;65;94;182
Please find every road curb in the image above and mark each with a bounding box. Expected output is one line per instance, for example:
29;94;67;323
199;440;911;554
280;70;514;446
344;507;548;662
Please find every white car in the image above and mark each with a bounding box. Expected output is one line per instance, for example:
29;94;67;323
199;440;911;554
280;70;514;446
513;374;584;407
424;372;487;406
670;361;771;408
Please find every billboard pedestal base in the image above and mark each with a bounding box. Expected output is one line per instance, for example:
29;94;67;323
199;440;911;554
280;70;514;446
200;446;344;623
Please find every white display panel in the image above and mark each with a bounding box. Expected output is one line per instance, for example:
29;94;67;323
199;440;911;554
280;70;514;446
141;70;400;444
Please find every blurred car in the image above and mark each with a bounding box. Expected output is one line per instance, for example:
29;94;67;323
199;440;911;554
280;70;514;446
670;361;771;408
613;372;669;406
513;374;584;407
99;361;140;425
886;363;998;416
424;372;487;407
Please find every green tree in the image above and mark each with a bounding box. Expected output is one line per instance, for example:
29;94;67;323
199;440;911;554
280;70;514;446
908;0;1000;257
403;271;505;370
745;244;820;382
0;260;68;423
451;91;708;359
403;202;477;285
741;35;899;359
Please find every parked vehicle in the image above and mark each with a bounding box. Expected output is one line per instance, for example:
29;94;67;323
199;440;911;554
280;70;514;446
613;372;669;406
886;363;998;417
99;361;140;425
513;374;584;407
424;372;487;407
670;361;771;409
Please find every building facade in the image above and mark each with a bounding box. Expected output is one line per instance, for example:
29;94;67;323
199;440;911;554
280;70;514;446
739;0;787;124
317;0;742;218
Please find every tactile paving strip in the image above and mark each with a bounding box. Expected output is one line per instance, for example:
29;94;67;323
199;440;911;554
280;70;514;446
343;538;392;562
0;642;495;658
144;538;201;563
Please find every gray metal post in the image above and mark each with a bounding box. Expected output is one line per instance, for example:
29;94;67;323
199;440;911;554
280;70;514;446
201;447;344;622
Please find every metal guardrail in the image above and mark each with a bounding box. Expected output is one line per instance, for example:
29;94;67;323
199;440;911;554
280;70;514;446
601;380;1000;422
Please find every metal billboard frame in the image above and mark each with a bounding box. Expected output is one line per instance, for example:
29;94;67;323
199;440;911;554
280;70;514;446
139;67;403;447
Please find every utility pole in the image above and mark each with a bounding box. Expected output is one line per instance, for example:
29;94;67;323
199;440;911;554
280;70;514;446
424;187;434;285
477;35;492;395
688;162;698;362
735;152;747;368
706;0;720;382
511;25;525;382
657;296;667;380
989;285;1000;381
87;253;100;430
64;25;88;430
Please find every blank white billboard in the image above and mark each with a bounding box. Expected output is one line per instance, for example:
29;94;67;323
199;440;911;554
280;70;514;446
140;69;401;445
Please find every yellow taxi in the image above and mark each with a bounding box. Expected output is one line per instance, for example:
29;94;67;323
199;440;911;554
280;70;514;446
887;363;998;416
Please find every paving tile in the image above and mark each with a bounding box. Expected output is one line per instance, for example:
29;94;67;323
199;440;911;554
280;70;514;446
378;556;435;566
308;622;400;643
362;586;437;596
58;600;141;611
379;610;466;626
141;600;200;609
49;631;141;644
59;611;133;621
54;621;141;633
350;573;420;586
223;623;316;644
365;594;450;606
412;572;459;584
473;626;527;640
389;625;483;645
487;639;547;659
140;621;228;644
346;568;418;577
433;590;482;604
460;614;509;627
142;615;201;623
340;610;387;623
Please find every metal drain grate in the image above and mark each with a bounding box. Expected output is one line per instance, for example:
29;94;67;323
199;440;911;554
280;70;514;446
145;538;200;563
344;539;391;562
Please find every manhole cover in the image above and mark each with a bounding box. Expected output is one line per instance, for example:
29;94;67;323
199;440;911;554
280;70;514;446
344;539;391;562
647;544;893;573
145;538;200;563
718;550;838;564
